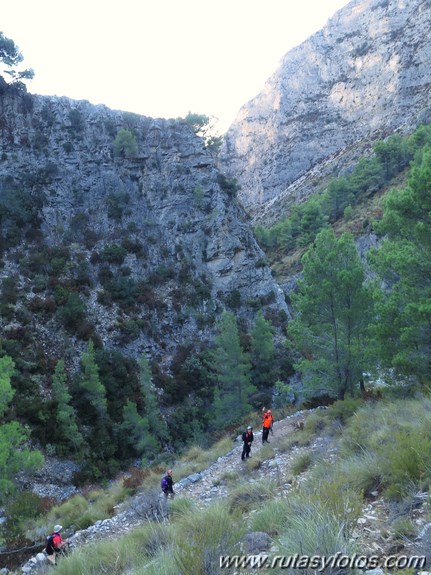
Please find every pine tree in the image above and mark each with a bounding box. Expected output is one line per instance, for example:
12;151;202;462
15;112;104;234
0;32;34;89
0;356;43;504
288;228;373;399
250;310;276;389
0;354;14;414
369;146;431;384
210;311;254;426
74;342;117;470
79;340;108;420
52;360;84;452
121;400;158;458
138;353;168;443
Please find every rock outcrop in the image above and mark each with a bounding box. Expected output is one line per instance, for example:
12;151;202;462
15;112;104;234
0;89;287;367
220;0;431;224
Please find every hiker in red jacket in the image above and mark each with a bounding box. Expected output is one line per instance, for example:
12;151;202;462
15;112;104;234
45;524;67;564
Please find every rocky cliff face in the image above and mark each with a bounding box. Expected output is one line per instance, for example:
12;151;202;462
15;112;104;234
220;0;431;223
0;89;286;367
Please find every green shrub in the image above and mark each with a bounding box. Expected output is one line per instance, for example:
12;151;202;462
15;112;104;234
325;397;364;425
50;255;68;276
113;128;138;158
107;192;130;220
35;494;89;534
1;276;18;305
106;276;138;309
344;204;354;220
217;470;240;487
391;516;417;539
29;483;128;540
69;109;84;133
132;550;178;575
278;426;314;450
340;398;431;500
303;410;327;433
228;479;277;514
100;244;127;264
56;293;86;331
245;443;275;470
63;141;73;153
0;303;14;320
1;492;45;545
225;289;241;309
54;284;69;305
173;500;242;574
121;237;143;255
290;451;313;476
180;444;207;463
148;265;176;284
52;535;140;575
117;319;141;343
381;429;431;500
217;174;239;196
193;184;205;205
175;436;233;477
135;523;172;558
336;452;383;498
278;494;358;571
32;274;49;293
250;497;293;536
168;496;196;519
300;458;364;523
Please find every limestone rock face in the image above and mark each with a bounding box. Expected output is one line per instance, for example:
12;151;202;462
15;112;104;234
220;0;431;223
0;90;286;364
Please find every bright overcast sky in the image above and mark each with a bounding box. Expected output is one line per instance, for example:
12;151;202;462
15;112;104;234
2;0;349;133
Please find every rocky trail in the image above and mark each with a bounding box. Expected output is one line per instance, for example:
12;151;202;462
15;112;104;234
175;410;333;504
71;410;321;544
15;409;431;574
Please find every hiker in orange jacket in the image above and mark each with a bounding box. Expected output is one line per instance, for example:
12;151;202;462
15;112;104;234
262;408;273;443
268;409;274;434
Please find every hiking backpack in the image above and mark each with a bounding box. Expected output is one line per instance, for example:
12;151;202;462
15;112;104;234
45;534;55;555
161;476;169;491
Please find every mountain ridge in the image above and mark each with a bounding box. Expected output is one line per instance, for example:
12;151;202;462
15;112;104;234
219;0;431;224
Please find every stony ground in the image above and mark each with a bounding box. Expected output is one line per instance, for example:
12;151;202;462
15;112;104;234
17;408;431;574
175;410;335;504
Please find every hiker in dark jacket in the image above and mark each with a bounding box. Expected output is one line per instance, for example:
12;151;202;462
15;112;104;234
161;468;175;498
241;426;254;460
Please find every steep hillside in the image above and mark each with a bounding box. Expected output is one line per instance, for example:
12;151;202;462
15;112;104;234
0;86;291;482
15;397;431;575
0;89;286;365
220;0;431;225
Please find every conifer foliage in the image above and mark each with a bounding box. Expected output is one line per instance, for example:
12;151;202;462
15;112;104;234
288;229;373;399
0;32;34;89
0;356;43;504
52;359;84;453
369;144;431;383
210;311;255;426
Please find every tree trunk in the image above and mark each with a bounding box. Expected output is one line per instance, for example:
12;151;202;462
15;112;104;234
359;376;366;396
